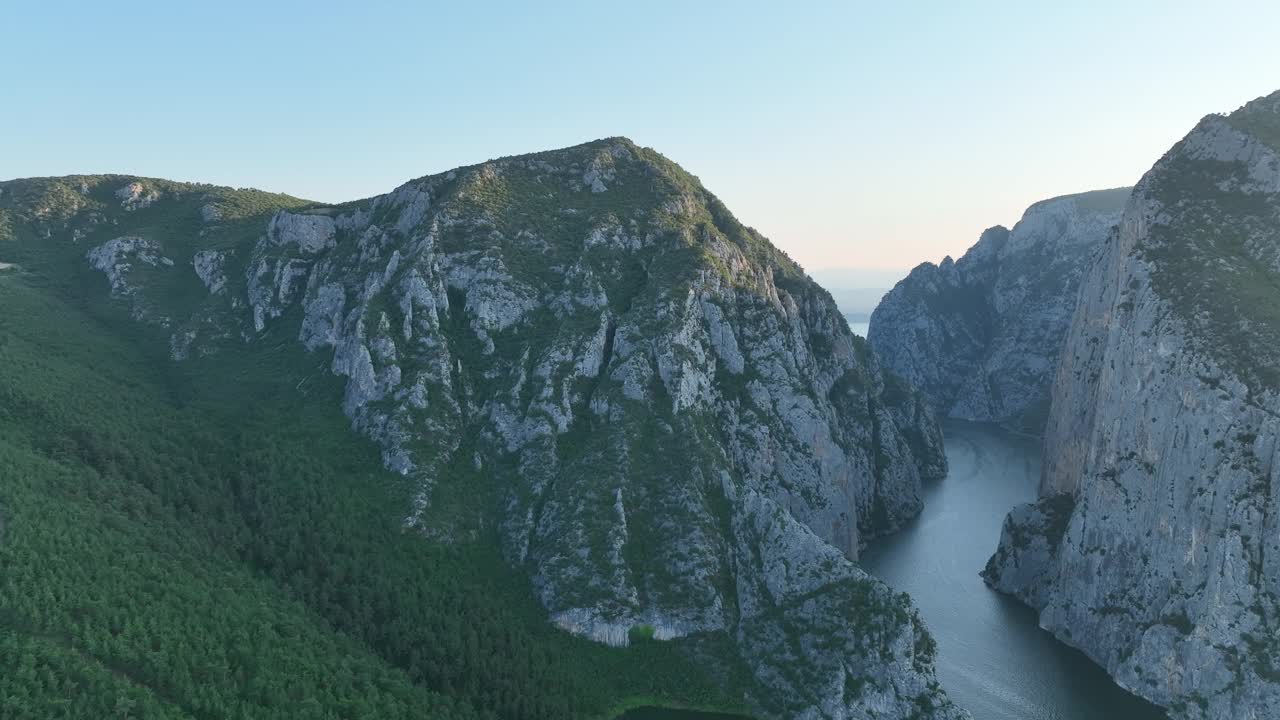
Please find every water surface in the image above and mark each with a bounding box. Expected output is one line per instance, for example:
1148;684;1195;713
861;421;1167;720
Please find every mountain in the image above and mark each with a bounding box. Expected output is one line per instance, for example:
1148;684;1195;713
983;92;1280;717
867;188;1129;432
0;139;962;719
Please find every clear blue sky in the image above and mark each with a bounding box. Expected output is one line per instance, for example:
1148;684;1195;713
5;0;1279;272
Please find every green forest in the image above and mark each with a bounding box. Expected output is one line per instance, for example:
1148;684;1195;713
0;255;750;718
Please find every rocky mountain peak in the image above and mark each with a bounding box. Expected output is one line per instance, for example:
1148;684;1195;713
2;141;964;719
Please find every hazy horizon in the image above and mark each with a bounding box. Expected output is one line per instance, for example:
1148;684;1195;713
5;1;1280;272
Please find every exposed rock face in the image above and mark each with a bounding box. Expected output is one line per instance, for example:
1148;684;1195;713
869;189;1128;432
984;93;1280;718
192;249;227;294
86;236;175;322
115;181;160;211
268;210;336;254
74;140;961;719
88;236;166;295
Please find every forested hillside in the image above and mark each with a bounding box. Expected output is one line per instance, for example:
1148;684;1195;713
0;183;745;720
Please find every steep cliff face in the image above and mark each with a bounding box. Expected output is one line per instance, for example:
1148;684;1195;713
984;93;1280;718
869;189;1128;432
2;139;961;718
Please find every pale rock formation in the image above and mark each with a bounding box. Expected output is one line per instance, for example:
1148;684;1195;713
985;93;1280;719
115;181;160;211
869;188;1129;432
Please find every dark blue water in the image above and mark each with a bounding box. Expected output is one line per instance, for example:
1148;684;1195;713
861;421;1167;720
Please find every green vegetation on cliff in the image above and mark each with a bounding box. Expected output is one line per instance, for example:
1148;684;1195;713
0;178;751;719
1141;96;1280;392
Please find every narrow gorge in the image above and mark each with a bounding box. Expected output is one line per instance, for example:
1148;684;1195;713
6;90;1278;720
872;89;1280;720
984;91;1280;719
7;7;1277;719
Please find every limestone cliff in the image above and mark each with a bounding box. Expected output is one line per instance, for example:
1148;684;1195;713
984;92;1280;718
869;188;1128;432
9;139;962;718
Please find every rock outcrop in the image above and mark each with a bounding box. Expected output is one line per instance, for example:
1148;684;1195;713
984;92;1280;718
115;180;160;211
869;188;1128;432
51;140;961;719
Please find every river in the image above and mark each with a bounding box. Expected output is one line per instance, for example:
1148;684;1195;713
616;420;1166;719
861;421;1167;720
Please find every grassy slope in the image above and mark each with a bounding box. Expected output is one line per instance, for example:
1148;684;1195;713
0;175;752;719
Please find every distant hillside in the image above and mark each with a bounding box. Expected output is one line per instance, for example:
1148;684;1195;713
868;188;1129;432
